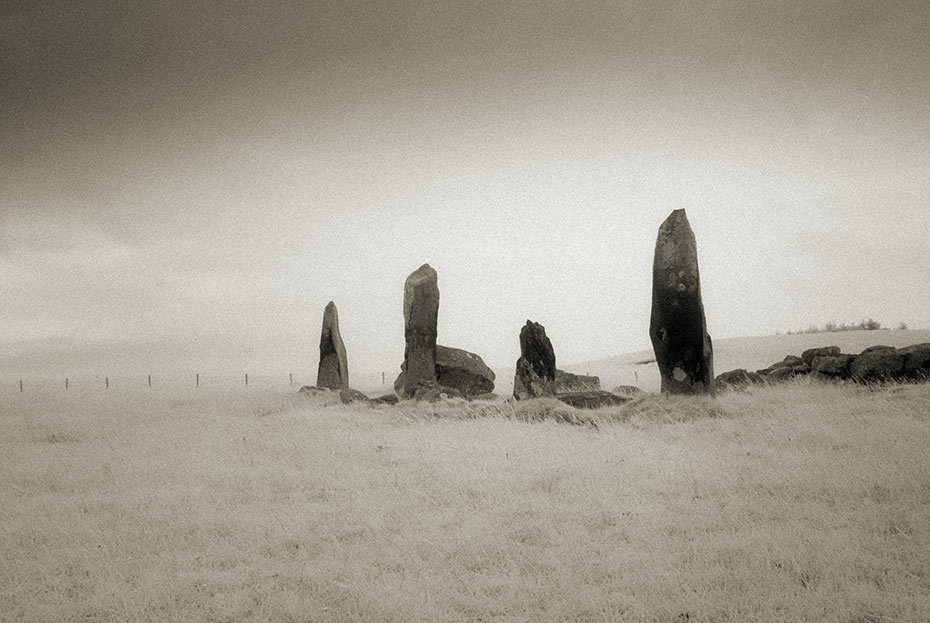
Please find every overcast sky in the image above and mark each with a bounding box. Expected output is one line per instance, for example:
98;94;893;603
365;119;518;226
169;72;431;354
2;1;929;378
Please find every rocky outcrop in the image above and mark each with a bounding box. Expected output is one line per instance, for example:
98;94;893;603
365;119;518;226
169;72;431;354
649;209;714;395
849;346;904;382
740;342;930;385
316;301;348;390
715;368;766;390
900;344;930;379
394;345;495;398
400;264;440;399
810;354;857;378
801;346;840;367
513;320;556;400
555;370;601;392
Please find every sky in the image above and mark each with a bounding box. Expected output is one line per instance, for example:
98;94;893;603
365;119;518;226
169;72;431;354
2;0;929;380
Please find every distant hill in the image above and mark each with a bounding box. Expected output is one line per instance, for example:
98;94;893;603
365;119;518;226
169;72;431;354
563;329;930;393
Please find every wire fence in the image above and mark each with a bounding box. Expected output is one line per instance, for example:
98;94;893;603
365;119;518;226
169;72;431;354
4;370;401;395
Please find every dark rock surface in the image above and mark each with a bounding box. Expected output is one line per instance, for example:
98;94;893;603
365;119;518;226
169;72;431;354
394;345;495;398
801;346;841;367
513;320;557;400
715;368;766;389
317;301;349;390
810;354;856;378
401;264;440;399
436;346;495;395
899;343;930;379
339;388;371;405
850;346;904;381
649;209;714;395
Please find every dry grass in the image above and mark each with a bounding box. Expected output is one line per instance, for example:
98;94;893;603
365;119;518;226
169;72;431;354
2;380;929;622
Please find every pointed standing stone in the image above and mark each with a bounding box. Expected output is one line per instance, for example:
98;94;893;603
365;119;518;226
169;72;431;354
649;209;715;395
513;320;556;400
317;301;348;390
401;263;440;398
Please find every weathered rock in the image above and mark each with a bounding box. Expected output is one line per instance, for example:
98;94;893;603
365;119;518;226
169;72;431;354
401;264;439;399
436;346;495;395
556;390;629;409
394;345;496;397
801;346;841;367
899;343;930;379
472;392;503;401
649;209;714;395
298;385;330;395
339;388;371;404
555;370;601;392
316;301;348;390
715;368;766;389
766;364;810;381
513;320;556;400
612;385;645;397
757;355;803;376
850;346;904;382
810;354;856;378
371;393;399;405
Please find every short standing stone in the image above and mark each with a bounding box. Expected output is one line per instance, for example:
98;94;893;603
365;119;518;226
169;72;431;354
316;301;348;390
401;264;440;399
513;320;556;400
649;209;714;395
850;346;904;382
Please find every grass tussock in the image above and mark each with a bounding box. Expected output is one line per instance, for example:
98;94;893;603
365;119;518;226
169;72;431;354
2;382;929;622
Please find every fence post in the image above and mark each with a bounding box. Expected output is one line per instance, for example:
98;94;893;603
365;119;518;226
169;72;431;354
105;377;109;389
196;373;200;388
148;375;151;388
19;380;23;393
245;373;248;387
289;373;293;385
65;377;69;390
382;371;385;385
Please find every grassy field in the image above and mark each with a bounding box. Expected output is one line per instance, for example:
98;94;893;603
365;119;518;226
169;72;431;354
2;379;930;622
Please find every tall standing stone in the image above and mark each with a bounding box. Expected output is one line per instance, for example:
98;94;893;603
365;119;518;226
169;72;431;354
513;320;556;400
649;209;715;395
401;263;440;398
317;301;348;389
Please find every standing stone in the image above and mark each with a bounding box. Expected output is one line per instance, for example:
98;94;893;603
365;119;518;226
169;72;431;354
316;301;348;390
513;320;556;400
649;209;715;395
401;263;440;398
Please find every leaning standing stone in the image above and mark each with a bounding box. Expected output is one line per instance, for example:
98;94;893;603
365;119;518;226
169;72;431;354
513;320;557;399
401;263;440;398
649;209;715;395
317;301;348;390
